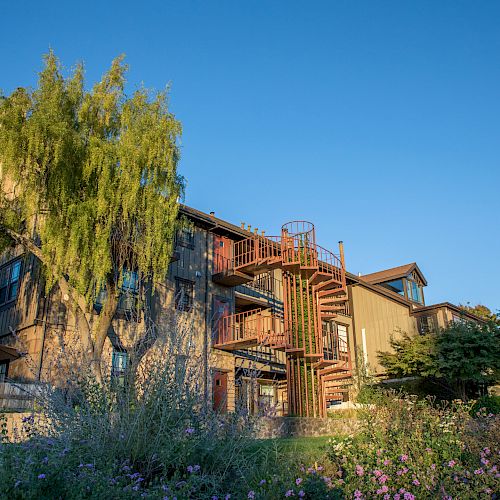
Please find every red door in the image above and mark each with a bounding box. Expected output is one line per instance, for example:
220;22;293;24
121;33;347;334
213;297;231;344
213;371;228;413
213;235;232;273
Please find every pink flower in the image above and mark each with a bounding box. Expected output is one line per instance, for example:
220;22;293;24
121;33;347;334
356;465;365;476
379;474;389;484
425;448;432;453
374;469;383;477
403;494;415;500
474;469;484;475
430;464;436;470
399;454;408;462
354;490;363;499
448;460;456;467
394;495;401;500
412;479;420;486
376;486;389;494
383;460;391;466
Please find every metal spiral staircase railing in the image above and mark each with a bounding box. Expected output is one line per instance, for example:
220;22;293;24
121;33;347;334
212;221;351;417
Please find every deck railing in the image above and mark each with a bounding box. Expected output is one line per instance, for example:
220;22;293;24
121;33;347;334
214;309;287;347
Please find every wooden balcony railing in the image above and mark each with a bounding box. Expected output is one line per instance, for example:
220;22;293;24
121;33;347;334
214;308;287;348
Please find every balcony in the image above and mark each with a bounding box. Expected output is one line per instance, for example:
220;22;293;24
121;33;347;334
213;308;288;351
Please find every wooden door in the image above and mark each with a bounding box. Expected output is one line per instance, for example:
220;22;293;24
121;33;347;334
213;371;228;413
213;297;231;344
213;235;232;273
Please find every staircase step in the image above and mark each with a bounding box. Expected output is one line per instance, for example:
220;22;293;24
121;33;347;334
317;288;346;297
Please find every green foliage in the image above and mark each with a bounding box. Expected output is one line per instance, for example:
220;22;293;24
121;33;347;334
378;331;440;379
470;395;500;417
0;51;184;301
459;303;500;324
378;322;500;399
325;393;499;499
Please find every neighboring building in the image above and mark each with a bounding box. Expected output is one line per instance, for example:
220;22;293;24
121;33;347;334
0;206;484;416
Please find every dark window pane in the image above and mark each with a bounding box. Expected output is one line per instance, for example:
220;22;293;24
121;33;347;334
8;282;18;301
10;261;21;283
0;286;7;304
381;279;405;296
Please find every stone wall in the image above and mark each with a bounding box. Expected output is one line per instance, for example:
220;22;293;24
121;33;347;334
252;416;359;439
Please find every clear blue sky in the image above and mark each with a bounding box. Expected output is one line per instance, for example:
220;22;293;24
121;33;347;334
1;1;499;310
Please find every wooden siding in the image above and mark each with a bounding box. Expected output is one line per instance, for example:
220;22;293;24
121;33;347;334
350;284;418;374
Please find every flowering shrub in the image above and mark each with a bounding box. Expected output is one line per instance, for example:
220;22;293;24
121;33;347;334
325;393;500;499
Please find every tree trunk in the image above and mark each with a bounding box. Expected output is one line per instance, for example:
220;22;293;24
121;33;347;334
91;278;119;383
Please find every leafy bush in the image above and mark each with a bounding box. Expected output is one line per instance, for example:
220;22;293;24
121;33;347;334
471;395;500;417
325;391;499;499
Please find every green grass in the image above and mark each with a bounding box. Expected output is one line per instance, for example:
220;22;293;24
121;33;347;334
248;436;331;464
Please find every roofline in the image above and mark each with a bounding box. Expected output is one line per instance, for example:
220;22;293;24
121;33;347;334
179;205;258;240
412;302;487;323
360;262;428;287
346;271;415;309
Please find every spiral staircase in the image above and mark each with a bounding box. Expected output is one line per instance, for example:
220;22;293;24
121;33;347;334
212;221;352;417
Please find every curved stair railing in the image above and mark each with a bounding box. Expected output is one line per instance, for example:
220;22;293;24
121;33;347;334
213;221;352;416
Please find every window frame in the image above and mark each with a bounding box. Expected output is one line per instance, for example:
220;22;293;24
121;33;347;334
177;226;195;250
0;258;22;308
175;277;194;312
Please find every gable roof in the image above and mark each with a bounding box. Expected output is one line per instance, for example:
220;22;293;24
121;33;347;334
360;262;428;286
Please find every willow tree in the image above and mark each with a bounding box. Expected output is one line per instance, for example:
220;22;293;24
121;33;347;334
0;52;184;381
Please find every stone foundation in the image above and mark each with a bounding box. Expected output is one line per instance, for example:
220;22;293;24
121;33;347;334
252;416;359;439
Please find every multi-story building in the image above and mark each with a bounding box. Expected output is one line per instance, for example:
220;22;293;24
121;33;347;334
0;205;483;416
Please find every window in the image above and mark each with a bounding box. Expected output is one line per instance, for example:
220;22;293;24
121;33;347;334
175;278;194;312
380;279;405;296
95;269;139;315
177;227;195;249
0;259;21;306
418;315;438;334
406;279;423;304
111;350;128;380
0;362;8;383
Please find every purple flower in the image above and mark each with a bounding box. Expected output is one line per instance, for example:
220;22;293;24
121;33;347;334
394;495;401;500
248;491;255;499
474;469;484;475
376;485;388;494
403;494;415;500
412;479;420;486
430;464;436;470
212;496;219;500
38;474;46;479
399;454;408;462
225;496;231;500
379;474;388;484
295;478;302;486
285;490;294;497
185;427;195;435
298;491;305;498
14;480;21;488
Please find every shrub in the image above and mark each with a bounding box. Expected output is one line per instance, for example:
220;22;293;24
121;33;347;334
471;395;500;417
